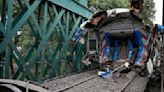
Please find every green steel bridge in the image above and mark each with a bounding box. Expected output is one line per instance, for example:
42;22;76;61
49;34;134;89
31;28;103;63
0;0;93;81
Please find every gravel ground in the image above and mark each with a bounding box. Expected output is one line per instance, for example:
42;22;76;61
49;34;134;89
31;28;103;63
123;75;148;92
42;70;149;92
63;71;136;92
42;70;98;92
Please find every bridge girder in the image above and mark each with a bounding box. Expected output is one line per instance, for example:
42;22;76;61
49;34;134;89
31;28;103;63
0;0;93;81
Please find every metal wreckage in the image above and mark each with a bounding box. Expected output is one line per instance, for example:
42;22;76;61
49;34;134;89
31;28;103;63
72;0;164;90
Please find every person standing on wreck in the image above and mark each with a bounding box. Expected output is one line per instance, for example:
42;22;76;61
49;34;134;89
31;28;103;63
130;0;148;67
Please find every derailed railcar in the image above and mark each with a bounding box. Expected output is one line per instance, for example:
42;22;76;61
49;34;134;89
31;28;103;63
73;8;148;66
72;0;164;80
72;7;163;78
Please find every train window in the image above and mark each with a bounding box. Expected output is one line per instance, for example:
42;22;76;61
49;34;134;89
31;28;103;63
89;39;97;51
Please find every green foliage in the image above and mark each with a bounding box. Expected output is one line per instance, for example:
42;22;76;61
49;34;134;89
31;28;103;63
89;0;130;10
17;24;35;53
89;0;155;25
141;0;155;25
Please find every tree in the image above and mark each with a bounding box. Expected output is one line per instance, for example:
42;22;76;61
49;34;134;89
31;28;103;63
88;0;130;10
141;0;155;25
89;0;155;25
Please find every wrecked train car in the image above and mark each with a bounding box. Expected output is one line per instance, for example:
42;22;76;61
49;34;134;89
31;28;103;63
73;8;147;67
72;8;163;78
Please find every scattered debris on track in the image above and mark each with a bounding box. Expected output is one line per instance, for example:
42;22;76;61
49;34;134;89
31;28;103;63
42;70;148;92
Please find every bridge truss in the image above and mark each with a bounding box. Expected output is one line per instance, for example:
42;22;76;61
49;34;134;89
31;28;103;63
0;0;93;82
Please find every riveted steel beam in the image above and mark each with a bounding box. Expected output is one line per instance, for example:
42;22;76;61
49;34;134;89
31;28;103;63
48;0;93;19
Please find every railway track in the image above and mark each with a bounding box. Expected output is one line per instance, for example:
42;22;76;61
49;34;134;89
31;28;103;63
42;70;148;92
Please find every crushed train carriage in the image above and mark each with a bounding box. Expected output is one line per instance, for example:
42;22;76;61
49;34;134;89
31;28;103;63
72;8;163;78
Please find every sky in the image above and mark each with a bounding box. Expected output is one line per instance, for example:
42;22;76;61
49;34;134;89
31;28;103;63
153;0;163;25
